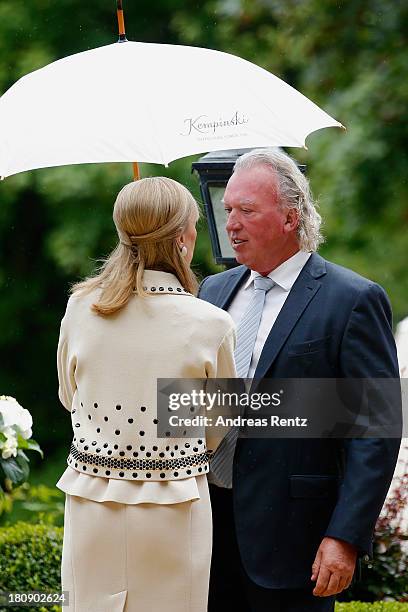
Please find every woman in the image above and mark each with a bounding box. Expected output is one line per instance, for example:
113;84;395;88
56;177;236;612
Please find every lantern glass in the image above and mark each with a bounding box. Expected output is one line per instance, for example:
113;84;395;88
207;183;235;259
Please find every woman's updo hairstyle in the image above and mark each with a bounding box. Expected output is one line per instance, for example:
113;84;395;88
72;177;199;316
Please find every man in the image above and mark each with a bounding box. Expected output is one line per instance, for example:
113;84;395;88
198;148;401;612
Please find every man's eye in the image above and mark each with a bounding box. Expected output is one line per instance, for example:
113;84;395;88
224;209;231;215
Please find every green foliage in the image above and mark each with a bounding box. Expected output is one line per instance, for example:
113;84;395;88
0;482;64;527
336;604;408;611
17;434;44;459
0;521;62;612
0;440;43;500
19;484;64;525
171;0;408;320
0;489;13;516
0;451;29;489
343;466;408;602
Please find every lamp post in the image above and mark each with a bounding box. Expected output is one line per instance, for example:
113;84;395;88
192;149;249;267
192;149;306;268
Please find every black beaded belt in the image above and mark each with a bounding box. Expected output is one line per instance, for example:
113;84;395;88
69;443;211;472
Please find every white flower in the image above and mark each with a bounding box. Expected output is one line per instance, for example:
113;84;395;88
0;396;33;439
377;541;387;554
1;428;18;459
2;443;18;459
3;426;17;441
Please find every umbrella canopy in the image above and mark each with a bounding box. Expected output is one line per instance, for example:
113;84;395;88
0;41;343;179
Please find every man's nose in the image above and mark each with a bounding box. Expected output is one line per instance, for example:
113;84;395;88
226;210;241;231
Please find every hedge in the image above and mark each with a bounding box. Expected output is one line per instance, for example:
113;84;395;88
336;605;408;611
0;522;63;612
0;523;407;612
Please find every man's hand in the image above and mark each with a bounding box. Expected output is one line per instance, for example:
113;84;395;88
311;537;358;597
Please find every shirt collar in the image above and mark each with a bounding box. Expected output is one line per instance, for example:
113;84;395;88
244;251;312;292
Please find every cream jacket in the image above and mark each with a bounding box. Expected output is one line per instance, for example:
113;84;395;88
57;270;236;492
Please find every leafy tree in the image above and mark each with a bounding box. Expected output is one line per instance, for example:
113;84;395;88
171;0;408;317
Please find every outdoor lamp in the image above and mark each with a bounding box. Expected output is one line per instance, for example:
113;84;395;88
192;149;306;267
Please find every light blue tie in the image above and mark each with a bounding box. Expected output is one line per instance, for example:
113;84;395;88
210;275;275;488
235;275;275;378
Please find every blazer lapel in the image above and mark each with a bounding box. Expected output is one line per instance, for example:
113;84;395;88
253;254;326;380
215;266;249;309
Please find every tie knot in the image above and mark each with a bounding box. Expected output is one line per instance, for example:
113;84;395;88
253;275;275;293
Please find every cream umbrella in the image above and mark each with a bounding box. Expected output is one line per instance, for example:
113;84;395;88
0;1;344;180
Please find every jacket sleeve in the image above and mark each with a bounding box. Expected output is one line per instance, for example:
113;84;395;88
205;326;237;453
214;326;237;379
197;275;210;299
324;282;401;555
57;317;77;412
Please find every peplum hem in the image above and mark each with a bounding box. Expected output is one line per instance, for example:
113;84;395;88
56;466;202;505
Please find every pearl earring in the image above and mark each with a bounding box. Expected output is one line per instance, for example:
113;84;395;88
180;245;188;257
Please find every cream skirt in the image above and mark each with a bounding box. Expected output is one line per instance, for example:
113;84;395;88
61;476;212;612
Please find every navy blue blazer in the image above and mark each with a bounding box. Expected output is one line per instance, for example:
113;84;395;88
199;253;401;589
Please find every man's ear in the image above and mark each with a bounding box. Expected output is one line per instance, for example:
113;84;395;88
284;207;299;233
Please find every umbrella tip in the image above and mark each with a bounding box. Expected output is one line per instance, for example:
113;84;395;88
303;145;309;151
340;124;347;131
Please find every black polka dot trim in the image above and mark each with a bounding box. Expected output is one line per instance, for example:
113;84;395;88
69;443;211;473
138;285;191;296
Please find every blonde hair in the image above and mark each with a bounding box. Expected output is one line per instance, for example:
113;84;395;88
71;177;200;316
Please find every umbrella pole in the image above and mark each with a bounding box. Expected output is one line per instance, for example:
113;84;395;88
116;0;127;42
133;162;140;180
116;1;139;178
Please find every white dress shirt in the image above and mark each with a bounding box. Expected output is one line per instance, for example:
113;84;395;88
228;250;312;378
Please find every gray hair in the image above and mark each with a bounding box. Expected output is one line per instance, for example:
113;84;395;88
233;148;324;252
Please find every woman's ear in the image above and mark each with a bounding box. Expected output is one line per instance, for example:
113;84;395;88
175;235;186;255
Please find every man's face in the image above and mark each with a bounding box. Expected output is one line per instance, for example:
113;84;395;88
223;165;299;275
